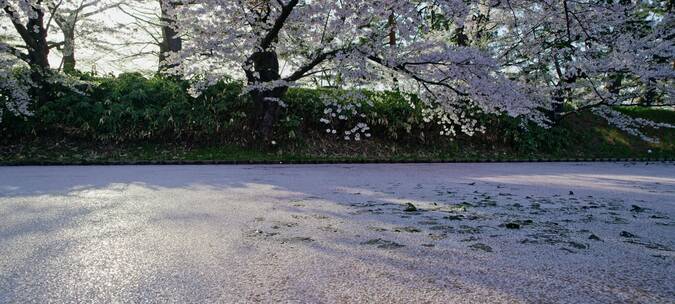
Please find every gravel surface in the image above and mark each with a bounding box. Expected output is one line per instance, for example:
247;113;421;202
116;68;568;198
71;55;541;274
1;163;674;303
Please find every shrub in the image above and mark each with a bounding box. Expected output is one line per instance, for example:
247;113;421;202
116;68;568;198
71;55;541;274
0;72;566;149
280;88;432;143
19;73;249;143
4;71;670;156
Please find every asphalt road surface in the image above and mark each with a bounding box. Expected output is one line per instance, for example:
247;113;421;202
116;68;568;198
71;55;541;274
1;163;674;303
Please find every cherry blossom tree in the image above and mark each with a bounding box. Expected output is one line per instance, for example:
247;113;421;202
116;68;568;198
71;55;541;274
171;0;544;139
490;0;674;139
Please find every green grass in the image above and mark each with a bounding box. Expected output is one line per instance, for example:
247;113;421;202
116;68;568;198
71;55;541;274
550;110;673;158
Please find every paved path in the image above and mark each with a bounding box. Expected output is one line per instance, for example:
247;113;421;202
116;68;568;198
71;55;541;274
1;163;674;303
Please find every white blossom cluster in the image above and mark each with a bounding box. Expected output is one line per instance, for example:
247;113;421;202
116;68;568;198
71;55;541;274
0;26;30;123
1;2;33;122
491;1;674;122
421;106;484;137
0;58;32;123
0;61;94;122
320;90;371;141
592;106;675;143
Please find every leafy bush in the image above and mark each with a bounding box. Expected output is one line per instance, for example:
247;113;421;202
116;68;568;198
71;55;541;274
11;73;249;143
5;72;670;158
0;70;562;149
280;88;434;143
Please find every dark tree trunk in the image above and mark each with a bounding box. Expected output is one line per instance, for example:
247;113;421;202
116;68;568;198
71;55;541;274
454;26;469;47
26;4;51;105
27;40;50;71
389;12;399;89
29;37;50;105
158;0;182;73
245;51;288;140
388;13;397;47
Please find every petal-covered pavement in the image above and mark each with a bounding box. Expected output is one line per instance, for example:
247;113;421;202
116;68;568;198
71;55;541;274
1;163;673;303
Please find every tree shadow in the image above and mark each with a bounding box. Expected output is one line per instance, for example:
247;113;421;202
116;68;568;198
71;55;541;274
1;163;674;302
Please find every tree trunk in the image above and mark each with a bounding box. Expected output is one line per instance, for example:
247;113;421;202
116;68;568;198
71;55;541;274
388;13;396;47
245;51;287;140
27;7;51;105
62;28;76;74
158;0;182;73
551;90;566;122
389;12;399;90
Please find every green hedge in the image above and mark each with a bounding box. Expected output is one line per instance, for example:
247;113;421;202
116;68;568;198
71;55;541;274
3;73;249;143
3;73;450;144
3;73;672;157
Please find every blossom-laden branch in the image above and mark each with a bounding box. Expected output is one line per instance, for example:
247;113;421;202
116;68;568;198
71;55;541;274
171;0;551;137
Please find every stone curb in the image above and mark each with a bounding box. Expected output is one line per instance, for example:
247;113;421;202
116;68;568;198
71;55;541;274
1;158;673;166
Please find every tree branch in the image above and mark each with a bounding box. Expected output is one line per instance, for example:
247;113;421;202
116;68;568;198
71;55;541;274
0;42;30;63
367;55;468;97
284;49;343;82
259;0;299;50
3;4;37;50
